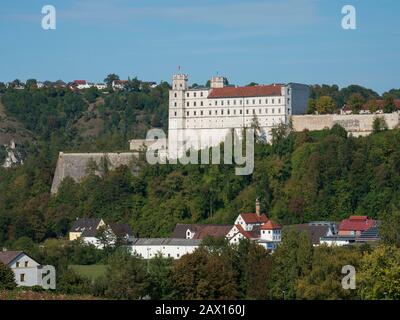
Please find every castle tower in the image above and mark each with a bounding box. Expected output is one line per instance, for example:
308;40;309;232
210;76;225;89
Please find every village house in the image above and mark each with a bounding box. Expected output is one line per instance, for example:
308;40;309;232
320;215;379;246
69;218;134;249
0;251;43;287
129;238;201;260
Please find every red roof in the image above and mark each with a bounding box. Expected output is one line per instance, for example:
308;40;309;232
240;213;269;224
235;224;253;239
73;80;87;85
192;225;233;239
208;84;283;99
261;220;281;230
339;216;375;232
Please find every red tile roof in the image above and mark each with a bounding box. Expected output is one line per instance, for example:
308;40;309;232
73;80;87;85
235;224;253;239
339;216;375;232
208;84;283;99
240;213;269;224
261;220;281;230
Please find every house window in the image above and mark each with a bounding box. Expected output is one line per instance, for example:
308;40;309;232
259;99;261;104
201;92;203;97
252;99;255;104
234;100;236;105
194;92;197;97
209;111;211;115
177;253;180;258
252;109;255;114
187;111;189;116
194;102;196;107
246;109;249;114
20;274;25;282
272;99;275;104
201;101;203;106
194;111;196;116
174;102;177;107
186;93;189;97
221;110;224;115
215;110;218;115
201;111;203;115
227;109;230;115
174;112;177;116
16;262;20;268
265;99;268;104
215;101;218;106
174;93;177;98
25;261;28;267
186;102;189;107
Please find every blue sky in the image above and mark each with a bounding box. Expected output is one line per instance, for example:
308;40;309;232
0;0;399;93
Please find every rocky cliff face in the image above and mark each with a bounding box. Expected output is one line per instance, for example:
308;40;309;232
51;152;139;194
1;140;25;168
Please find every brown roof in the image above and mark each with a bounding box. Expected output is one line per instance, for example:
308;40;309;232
208;85;283;99
240;213;269;224
261;220;281;230
285;224;331;245
192;225;232;239
172;224;232;239
0;251;24;266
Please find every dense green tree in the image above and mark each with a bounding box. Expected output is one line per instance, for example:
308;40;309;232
358;245;400;299
0;262;16;290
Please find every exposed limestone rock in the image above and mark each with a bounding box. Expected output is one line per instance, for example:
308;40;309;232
51;152;139;194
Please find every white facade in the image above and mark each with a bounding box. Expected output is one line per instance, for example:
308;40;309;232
260;228;281;242
5;253;42;287
129;238;201;259
168;74;309;158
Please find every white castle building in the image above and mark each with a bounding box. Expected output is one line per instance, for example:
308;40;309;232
167;74;309;158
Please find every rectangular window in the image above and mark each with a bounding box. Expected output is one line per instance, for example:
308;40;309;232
201;111;203;115
259;109;261;114
194;102;196;107
234;100;236;105
209;111;211;115
246;109;249;114
221;101;224;106
265;99;268;104
194;111;196;116
240;110;243;114
246;99;249;105
194;92;197;97
215;101;218;106
201;101;203;106
253;109;255;114
272;108;275;114
201;92;203;97
259;99;261;104
252;99;255;104
272;99;275;104
16;262;20;268
187;111;189;116
221;110;224;115
186;102;189;107
215;110;218;115
187;93;189;97
227;110;230;115
174;93;177;98
174;102;177;107
174;111;177;116
234;110;236;115
20;274;25;282
25;261;28;267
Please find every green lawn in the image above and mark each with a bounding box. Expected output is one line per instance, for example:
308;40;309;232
69;265;108;281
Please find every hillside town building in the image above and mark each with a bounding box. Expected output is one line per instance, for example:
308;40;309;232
0;251;43;287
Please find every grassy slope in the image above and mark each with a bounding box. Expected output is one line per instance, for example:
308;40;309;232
69;265;108;280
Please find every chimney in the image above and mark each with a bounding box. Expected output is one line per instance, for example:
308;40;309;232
256;198;260;217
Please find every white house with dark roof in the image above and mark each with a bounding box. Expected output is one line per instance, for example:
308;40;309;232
69;218;134;249
0;251;43;287
129;238;201;259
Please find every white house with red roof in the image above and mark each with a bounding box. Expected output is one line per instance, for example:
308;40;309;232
226;199;282;251
338;215;376;236
167;74;309;158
